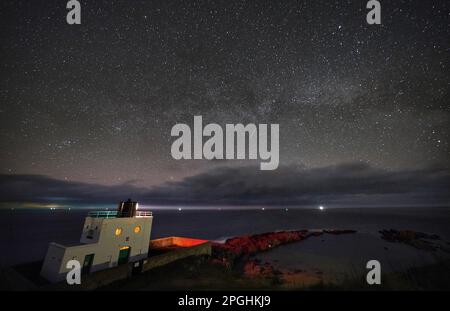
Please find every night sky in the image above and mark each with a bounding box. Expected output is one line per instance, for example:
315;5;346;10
0;0;449;206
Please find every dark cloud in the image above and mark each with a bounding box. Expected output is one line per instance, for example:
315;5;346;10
0;174;149;204
1;163;449;207
147;163;450;206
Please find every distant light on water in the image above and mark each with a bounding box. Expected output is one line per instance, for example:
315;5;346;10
178;208;182;211
319;205;325;211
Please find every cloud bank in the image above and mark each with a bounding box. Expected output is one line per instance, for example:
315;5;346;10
1;163;449;207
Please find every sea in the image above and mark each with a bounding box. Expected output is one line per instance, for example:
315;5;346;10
1;206;450;278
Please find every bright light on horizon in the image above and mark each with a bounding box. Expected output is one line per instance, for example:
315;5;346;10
319;205;324;211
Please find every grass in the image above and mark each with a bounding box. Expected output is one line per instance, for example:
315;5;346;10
100;255;450;291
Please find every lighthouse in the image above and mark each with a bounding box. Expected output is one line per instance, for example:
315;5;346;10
40;199;153;283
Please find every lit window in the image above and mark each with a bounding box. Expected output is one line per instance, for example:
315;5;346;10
115;228;122;236
134;226;141;233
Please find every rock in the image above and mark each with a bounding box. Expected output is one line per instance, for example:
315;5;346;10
379;229;441;251
243;260;277;278
211;229;356;267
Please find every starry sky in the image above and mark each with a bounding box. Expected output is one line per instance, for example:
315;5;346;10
0;0;449;202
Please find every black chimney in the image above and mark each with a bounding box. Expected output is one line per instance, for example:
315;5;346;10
117;198;137;217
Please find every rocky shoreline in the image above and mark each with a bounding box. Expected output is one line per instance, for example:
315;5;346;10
379;229;448;252
211;229;356;281
95;228;450;290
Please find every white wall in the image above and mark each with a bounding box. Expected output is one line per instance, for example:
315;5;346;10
40;243;66;282
40;216;153;283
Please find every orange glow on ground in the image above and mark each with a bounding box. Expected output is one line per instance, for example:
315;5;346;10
150;236;209;249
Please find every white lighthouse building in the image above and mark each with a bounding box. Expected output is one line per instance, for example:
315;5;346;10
40;199;153;283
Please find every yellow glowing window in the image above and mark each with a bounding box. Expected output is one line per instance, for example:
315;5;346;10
134;226;141;233
115;228;122;236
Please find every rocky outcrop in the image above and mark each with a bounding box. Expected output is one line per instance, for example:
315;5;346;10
379;229;441;251
243;259;278;278
211;229;356;268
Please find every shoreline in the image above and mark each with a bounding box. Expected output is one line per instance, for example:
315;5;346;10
3;228;450;290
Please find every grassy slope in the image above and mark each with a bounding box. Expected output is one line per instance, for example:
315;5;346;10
100;255;450;291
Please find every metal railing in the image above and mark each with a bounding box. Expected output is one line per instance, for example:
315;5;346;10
87;210;152;218
136;210;152;217
87;211;118;218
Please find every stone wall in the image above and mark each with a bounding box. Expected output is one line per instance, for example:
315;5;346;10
143;241;211;272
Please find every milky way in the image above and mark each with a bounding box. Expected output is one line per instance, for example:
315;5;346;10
0;0;449;188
